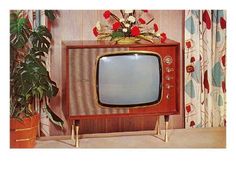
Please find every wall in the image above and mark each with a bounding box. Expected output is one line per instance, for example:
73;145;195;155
48;10;185;135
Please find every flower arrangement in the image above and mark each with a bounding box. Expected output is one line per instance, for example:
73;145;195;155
92;10;167;44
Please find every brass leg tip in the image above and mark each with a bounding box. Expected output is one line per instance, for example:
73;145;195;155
75;141;79;148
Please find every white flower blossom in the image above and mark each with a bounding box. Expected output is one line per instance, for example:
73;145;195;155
125;23;130;28
127;16;136;23
122;28;128;32
119;18;125;22
96;21;101;30
124;10;133;14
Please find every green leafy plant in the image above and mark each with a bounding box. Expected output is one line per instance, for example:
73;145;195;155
10;10;63;128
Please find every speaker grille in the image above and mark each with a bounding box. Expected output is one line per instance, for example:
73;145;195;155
69;47;129;115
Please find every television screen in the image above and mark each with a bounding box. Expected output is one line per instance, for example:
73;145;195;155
96;52;162;106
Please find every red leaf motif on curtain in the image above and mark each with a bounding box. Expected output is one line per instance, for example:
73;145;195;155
186;65;195;73
202;10;211;29
220;17;226;29
190;121;195;128
221;55;226;67
203;70;210;93
186;104;191;113
186;41;192;48
222;81;226;93
190;56;195;63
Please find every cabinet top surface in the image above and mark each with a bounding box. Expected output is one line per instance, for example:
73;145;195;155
62;39;179;48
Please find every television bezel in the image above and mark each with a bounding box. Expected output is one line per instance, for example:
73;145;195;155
95;51;163;108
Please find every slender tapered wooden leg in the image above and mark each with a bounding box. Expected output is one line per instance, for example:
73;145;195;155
71;120;75;141
155;116;160;135
75;125;79;147
164;115;169;142
75;120;80;148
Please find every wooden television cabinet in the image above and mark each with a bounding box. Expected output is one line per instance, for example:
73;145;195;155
62;39;180;147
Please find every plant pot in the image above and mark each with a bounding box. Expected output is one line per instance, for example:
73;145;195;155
115;37;141;44
10;114;39;148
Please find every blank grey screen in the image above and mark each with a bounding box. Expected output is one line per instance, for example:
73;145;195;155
98;54;161;106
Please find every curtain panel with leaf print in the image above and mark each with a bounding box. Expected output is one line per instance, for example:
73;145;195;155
184;10;226;128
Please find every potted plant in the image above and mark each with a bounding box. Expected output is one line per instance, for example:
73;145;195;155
10;10;64;148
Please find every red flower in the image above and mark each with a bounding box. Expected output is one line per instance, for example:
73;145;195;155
160;32;167;43
93;27;99;37
153;23;159;32
103;10;111;19
112;22;121;31
186;65;195;73
138;18;146;24
131;26;140;36
190;56;195;63
220;17;226;29
142;10;148;13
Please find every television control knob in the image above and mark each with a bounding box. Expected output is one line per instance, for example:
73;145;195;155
166;67;174;73
165;75;174;80
166;94;170;100
164;56;173;65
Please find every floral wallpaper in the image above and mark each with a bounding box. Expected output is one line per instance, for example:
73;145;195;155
184;10;226;128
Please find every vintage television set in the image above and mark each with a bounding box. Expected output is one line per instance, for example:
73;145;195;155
62;39;180;147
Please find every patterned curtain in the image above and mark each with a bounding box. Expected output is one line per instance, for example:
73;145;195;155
184;10;226;128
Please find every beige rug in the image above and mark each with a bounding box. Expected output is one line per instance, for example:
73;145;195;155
36;127;226;148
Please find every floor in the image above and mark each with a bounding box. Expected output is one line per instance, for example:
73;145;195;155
35;127;226;148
